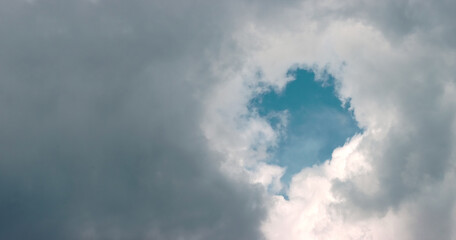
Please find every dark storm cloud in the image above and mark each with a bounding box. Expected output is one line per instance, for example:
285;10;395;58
0;0;266;239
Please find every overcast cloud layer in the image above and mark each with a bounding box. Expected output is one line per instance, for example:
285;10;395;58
0;1;267;239
1;0;456;240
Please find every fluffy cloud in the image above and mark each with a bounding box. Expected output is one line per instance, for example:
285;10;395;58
232;1;456;239
1;0;455;239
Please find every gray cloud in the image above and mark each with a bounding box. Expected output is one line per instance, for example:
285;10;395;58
239;0;456;239
0;0;266;239
3;0;456;239
315;1;456;237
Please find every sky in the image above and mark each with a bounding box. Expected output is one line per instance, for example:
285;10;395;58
250;69;360;185
0;0;456;240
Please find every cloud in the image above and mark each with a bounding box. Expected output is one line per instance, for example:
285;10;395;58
0;0;267;239
1;0;456;239
232;1;456;239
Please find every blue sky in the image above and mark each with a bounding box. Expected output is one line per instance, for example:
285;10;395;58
251;69;360;184
2;1;454;239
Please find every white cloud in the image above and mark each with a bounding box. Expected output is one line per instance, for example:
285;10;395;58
1;0;455;239
202;0;456;239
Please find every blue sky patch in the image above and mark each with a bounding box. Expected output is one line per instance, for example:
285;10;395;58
250;69;361;185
